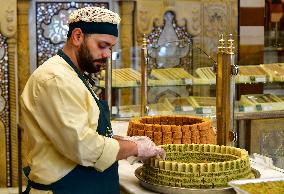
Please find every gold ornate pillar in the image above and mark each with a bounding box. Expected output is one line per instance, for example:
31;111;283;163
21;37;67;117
0;0;17;187
17;0;30;187
18;0;30;95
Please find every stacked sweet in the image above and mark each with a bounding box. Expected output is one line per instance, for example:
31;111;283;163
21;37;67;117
127;115;216;145
141;144;254;189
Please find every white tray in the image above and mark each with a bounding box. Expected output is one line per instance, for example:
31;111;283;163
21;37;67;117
229;176;284;194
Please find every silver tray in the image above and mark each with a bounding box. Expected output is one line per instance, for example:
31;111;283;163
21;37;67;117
135;167;260;194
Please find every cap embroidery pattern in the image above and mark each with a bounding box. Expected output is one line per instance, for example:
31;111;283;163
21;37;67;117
68;7;121;25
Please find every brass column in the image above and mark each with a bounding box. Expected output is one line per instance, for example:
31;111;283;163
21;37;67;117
105;58;112;118
216;34;238;145
140;35;148;116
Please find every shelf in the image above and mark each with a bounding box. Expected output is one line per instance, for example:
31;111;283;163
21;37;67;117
96;64;284;88
235;110;284;120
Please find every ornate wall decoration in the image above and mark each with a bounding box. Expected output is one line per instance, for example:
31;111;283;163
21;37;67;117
0;34;10;187
137;0;237;63
145;11;193;103
250;119;284;170
202;1;238;57
188;7;201;37
163;0;175;8
0;0;17;187
203;4;227;38
136;1;166;42
138;9;152;33
34;1;109;68
0;2;17;37
261;130;284;168
136;0;237;102
146;11;193;72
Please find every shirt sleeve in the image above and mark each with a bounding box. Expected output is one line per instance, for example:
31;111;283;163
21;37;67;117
32;75;119;171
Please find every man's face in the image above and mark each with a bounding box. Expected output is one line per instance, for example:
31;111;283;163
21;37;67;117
77;34;117;73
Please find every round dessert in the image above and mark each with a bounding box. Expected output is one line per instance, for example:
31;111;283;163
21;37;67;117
127;115;216;145
141;144;254;189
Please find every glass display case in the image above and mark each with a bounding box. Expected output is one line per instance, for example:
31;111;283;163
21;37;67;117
93;33;284;170
93;39;284;119
94;41;217;120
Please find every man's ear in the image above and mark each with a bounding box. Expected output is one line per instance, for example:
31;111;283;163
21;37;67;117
71;28;84;46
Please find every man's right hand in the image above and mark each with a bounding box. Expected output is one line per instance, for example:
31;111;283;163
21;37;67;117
123;136;166;162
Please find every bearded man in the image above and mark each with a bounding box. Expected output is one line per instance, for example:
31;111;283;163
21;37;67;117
20;7;164;194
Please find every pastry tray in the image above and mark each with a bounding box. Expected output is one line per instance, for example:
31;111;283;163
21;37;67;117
228;176;284;194
150;68;194;85
261;64;284;82
164;97;194;112
188;96;216;114
194;67;216;84
240;94;284;111
236;65;268;83
135;166;260;194
100;68;141;87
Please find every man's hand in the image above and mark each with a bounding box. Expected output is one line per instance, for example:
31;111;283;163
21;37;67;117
123;136;166;162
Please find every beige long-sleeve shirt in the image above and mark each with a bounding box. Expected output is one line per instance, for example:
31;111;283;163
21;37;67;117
20;54;119;193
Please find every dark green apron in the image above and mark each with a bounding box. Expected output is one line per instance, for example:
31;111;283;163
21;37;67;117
23;50;119;194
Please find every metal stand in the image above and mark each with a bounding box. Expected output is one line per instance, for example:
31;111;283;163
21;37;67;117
216;34;238;145
140;35;149;117
105;58;112;118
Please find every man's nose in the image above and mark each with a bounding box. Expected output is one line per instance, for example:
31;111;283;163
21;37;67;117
102;49;111;58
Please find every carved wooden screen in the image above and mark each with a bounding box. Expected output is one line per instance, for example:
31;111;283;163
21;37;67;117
145;11;194;103
29;0;117;72
146;11;193;73
0;0;17;187
0;34;10;187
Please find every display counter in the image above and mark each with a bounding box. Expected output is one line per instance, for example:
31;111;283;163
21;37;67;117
0;121;283;194
118;158;284;194
112;121;284;194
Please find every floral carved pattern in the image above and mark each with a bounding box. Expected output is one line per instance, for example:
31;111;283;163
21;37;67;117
146;11;193;73
261;130;284;168
202;3;232;57
0;33;10;186
261;130;284;157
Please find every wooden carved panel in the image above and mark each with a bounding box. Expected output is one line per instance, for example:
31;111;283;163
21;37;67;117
203;1;238;57
251;118;284;169
0;0;17;187
0;34;10;187
136;0;238;62
146;11;193;73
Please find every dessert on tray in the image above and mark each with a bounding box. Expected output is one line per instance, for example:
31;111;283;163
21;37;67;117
141;144;254;189
127;115;216;145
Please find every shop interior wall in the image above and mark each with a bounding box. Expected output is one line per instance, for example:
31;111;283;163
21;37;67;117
1;0;242;188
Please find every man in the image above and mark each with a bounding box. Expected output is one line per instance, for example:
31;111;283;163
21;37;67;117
20;7;165;194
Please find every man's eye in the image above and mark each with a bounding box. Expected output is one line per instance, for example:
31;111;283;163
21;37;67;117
99;44;108;49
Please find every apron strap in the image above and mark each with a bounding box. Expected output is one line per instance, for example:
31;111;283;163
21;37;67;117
23;166;57;193
57;49;111;134
57;50;98;101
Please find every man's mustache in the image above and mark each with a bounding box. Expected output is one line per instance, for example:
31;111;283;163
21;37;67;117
94;58;107;63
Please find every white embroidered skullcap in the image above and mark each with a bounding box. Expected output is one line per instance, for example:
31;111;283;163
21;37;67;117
68;6;121;25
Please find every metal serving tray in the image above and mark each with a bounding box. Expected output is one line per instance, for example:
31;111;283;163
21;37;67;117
229;176;284;194
135;167;260;194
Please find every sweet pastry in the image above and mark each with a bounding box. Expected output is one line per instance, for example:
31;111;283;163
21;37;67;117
127;115;216;145
141;144;254;188
261;64;284;81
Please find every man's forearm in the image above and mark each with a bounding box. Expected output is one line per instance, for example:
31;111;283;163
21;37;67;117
114;137;138;160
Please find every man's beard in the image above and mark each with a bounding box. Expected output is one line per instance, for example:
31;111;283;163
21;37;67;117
77;41;107;73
